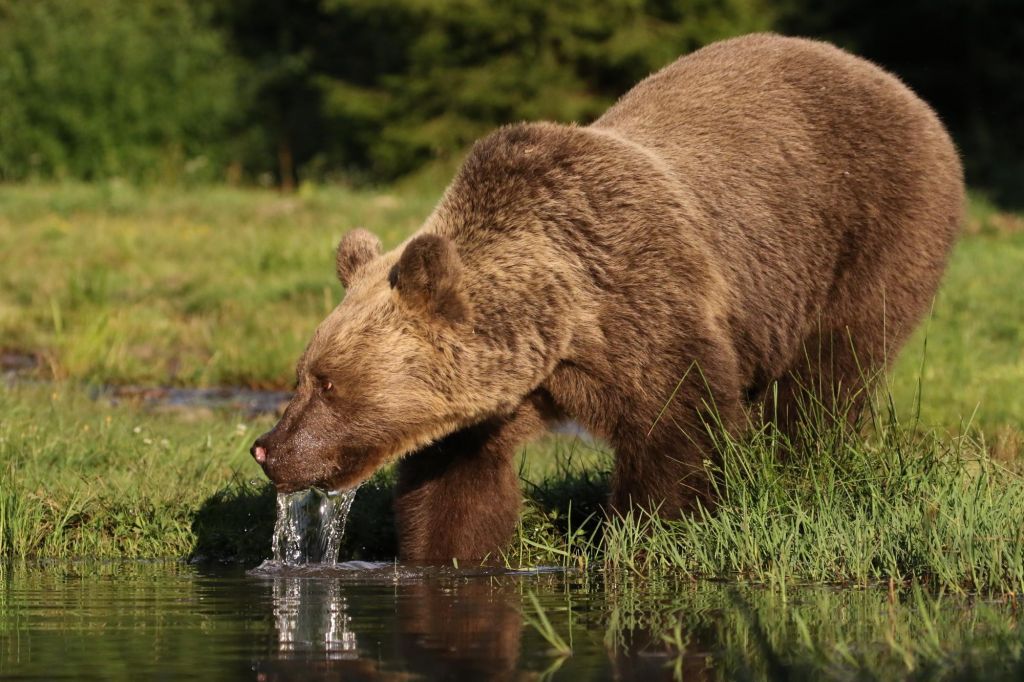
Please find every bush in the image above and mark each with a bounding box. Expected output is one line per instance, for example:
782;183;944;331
314;0;774;180
3;0;1018;202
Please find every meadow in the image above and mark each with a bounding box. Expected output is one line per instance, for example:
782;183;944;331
1;180;1021;426
1;180;1023;592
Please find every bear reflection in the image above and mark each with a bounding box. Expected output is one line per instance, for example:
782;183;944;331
393;579;523;680
250;574;713;681
251;576;524;681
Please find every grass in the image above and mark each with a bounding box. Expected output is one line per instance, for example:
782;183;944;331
0;180;1021;437
3;378;1023;597
0;383;270;560
0;178;442;387
1;181;1022;596
890;195;1024;432
506;397;1024;595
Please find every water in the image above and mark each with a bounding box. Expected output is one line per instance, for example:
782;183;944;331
2;353;294;417
3;562;1023;681
98;385;293;417
265;488;359;567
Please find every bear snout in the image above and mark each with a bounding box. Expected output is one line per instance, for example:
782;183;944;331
249;435;308;492
250;436;276;471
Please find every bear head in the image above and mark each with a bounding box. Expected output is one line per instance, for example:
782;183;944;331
251;228;483;493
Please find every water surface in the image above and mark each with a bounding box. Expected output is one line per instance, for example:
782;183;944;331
2;562;1022;680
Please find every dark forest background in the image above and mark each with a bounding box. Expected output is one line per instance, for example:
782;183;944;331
0;0;1020;205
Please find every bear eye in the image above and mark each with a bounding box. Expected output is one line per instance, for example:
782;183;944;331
322;379;333;393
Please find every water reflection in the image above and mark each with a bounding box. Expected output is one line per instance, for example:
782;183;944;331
3;562;1024;680
392;579;523;679
253;567;721;680
254;568;527;681
270;578;357;659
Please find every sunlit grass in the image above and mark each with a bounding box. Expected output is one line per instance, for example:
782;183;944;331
0;179;442;388
0;383;272;560
0;181;1022;440
506;389;1024;596
4;380;1023;598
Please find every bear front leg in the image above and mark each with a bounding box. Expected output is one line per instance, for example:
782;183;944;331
394;398;547;563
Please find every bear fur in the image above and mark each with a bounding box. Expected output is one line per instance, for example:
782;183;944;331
252;33;963;562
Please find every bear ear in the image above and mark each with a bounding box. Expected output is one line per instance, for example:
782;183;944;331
336;228;382;288
390;234;471;324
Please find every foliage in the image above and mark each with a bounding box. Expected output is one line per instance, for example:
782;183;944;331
0;0;1018;199
314;0;774;180
0;0;243;183
211;0;775;184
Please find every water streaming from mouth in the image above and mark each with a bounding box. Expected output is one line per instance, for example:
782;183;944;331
266;487;359;566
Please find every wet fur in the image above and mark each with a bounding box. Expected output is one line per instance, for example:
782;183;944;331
254;34;963;562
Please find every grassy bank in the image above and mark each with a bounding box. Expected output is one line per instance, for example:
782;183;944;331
3;381;1023;595
1;182;1022;434
0;383;270;560
511;397;1024;595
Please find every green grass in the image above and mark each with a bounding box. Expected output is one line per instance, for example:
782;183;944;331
508;400;1024;595
1;182;1023;596
890;197;1024;432
3;379;1023;596
0;179;442;387
1;181;1021;438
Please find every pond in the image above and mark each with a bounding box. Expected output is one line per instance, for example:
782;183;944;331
2;561;1022;680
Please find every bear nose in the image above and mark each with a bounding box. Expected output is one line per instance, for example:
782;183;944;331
251;443;267;464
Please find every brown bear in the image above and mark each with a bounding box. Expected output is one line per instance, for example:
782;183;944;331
251;33;963;562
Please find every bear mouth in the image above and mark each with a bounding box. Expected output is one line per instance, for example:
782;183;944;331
265;414;472;494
